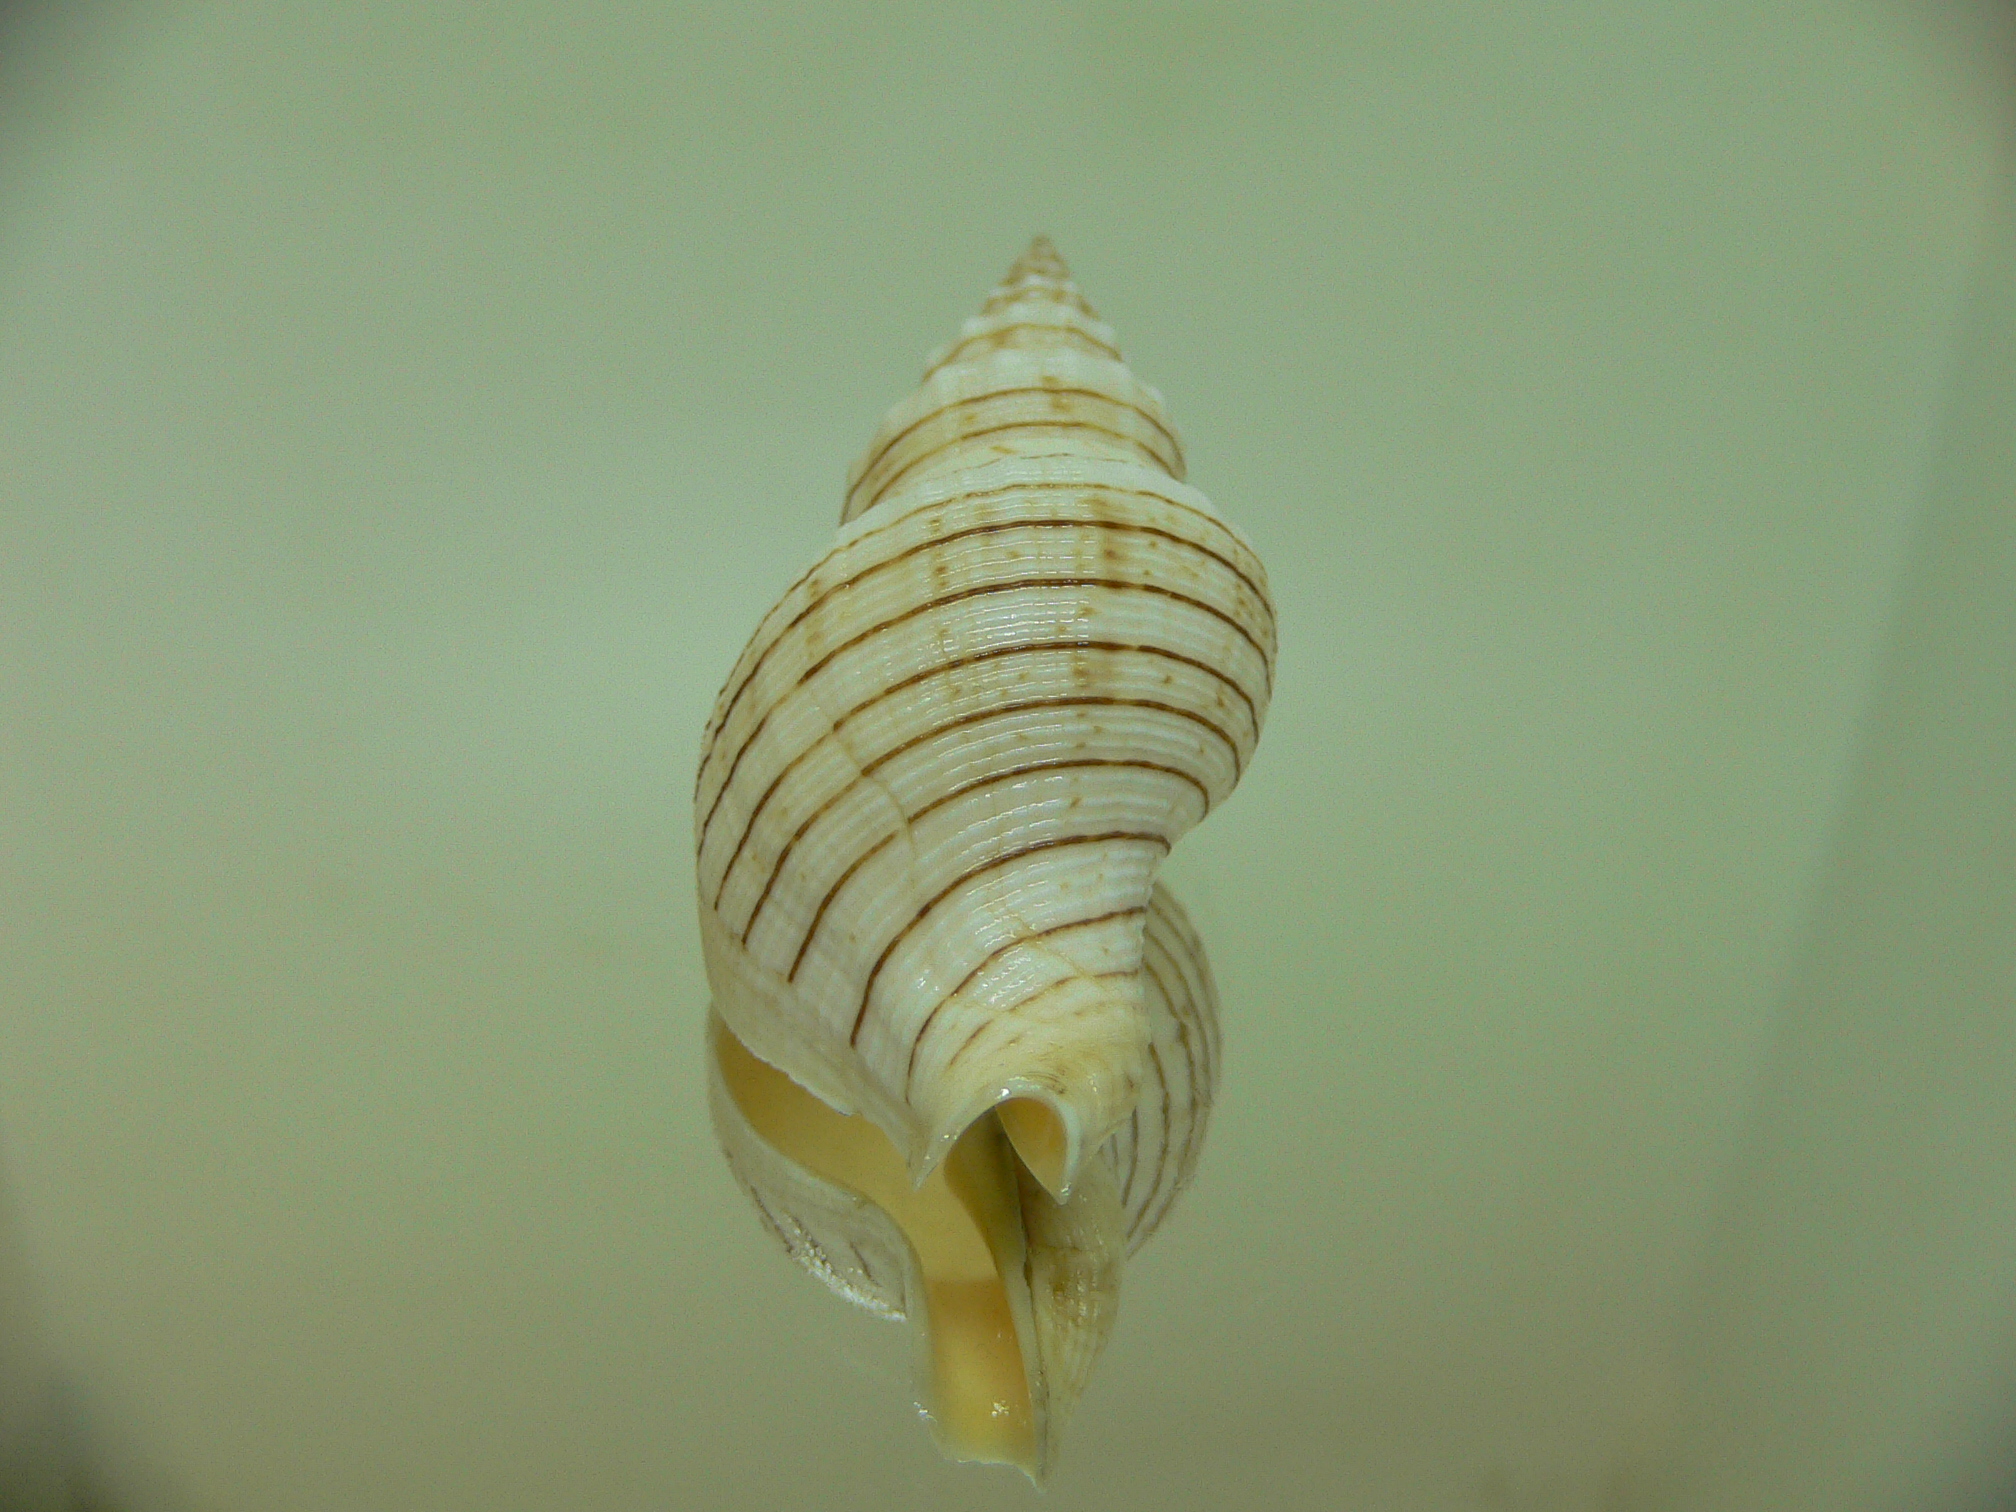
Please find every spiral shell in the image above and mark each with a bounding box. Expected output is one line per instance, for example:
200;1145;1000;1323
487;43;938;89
698;238;1274;1476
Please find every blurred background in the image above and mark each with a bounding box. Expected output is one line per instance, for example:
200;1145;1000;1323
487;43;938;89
2;3;2013;1509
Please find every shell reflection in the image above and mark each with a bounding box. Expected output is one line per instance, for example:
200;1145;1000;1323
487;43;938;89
697;239;1274;1478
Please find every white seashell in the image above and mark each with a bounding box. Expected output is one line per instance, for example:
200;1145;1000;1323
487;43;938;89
697;238;1273;1477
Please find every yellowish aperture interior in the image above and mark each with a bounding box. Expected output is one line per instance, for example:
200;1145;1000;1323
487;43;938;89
712;1020;1037;1472
996;1097;1070;1199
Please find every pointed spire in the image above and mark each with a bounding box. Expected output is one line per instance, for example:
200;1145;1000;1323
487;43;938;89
844;237;1176;522
981;234;1101;322
1006;234;1071;285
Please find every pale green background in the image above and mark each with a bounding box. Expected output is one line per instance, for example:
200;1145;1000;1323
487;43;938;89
1;4;2013;1510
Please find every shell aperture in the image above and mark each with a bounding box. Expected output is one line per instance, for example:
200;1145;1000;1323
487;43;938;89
698;239;1274;1477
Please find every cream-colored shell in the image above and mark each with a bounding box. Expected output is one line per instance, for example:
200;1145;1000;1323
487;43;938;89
697;238;1273;1475
697;245;1271;1181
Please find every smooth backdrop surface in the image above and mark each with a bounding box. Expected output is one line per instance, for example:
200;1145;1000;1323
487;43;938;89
1;4;2012;1510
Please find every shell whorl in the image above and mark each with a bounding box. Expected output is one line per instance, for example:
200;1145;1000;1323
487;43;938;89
697;240;1273;1197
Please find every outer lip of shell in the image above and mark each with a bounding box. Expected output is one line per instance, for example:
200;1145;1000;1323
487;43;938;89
903;963;1152;1199
947;1084;1083;1202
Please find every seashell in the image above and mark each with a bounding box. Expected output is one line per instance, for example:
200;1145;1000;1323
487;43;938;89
696;237;1275;1477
